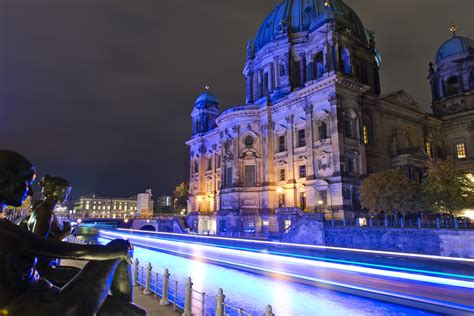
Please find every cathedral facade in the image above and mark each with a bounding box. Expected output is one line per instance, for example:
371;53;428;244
186;0;473;231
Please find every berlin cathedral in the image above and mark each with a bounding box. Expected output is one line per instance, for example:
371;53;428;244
186;0;473;230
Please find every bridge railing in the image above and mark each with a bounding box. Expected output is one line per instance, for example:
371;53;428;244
133;258;273;316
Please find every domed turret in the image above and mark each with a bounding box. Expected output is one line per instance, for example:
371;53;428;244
191;86;220;137
428;25;474;116
436;36;474;65
244;0;380;105
194;89;220;109
252;0;367;55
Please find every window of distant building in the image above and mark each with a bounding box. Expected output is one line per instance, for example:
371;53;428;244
344;117;354;139
456;143;467;159
216;155;221;168
426;142;432;158
341;48;351;75
194;161;199;173
347;157;356;173
244;165;256;187
297;129;306;147
278;193;286;208
278;135;286;152
319;121;328;140
279;169;286;182
314;52;325;80
207;181;211;193
280;64;286;77
318;190;327;205
446;76;460;96
363;126;369;145
299;165;306;179
207;158;212;171
284;219;292;230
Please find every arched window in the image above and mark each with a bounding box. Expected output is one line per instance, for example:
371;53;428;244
314;52;324;80
446;76;459;96
341;48;351;75
318;121;328;140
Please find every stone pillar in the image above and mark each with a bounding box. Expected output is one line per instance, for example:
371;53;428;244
262;109;275;186
232;126;240;186
304;102;316;180
286;115;296;207
274;56;280;88
246;73;254;104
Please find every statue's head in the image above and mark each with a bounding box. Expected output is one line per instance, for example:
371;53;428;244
39;175;71;204
0;150;36;208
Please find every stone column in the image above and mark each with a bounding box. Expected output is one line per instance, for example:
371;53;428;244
262;109;276;186
246;73;254;104
304;102;316;180
274;56;280;88
232;125;240;186
286;115;296;207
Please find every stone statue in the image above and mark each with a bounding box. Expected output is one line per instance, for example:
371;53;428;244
0;150;146;315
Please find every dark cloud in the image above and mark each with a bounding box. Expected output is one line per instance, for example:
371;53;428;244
0;0;472;198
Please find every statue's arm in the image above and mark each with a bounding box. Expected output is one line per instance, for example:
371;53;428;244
0;221;126;261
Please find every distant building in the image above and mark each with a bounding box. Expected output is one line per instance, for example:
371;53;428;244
157;195;173;207
72;194;138;219
137;189;154;218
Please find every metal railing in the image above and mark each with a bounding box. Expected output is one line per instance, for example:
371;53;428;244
324;214;474;230
133;258;274;316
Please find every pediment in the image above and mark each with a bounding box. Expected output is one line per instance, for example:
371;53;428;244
380;90;426;114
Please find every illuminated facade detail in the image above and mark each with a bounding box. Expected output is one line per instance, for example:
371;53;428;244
426;142;432;159
72;192;151;218
186;1;473;221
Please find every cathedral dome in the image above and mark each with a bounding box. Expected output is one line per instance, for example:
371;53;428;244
194;89;219;109
435;35;474;65
253;0;367;54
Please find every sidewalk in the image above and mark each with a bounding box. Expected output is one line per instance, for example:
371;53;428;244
61;259;180;316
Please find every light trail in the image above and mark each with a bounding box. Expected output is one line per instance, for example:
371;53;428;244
114;230;474;280
100;230;474;289
117;228;474;263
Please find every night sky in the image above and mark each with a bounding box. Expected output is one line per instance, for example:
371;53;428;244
1;0;473;199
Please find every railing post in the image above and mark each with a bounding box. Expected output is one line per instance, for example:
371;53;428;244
182;277;193;316
369;217;373;227
264;305;274;316
417;217;421;228
384;214;388;227
215;288;225;316
160;269;170;305
133;258;139;286
143;263;152;295
436;217;440;229
454;217;459;229
174;280;178;311
400;216;404;228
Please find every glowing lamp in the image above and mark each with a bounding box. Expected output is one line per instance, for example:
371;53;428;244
276;187;283;194
318;200;324;205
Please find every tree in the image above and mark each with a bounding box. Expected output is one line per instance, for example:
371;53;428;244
422;157;474;214
360;169;424;215
173;181;189;212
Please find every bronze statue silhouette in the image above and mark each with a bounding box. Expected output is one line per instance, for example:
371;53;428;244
27;175;72;240
23;175;81;287
0;150;146;315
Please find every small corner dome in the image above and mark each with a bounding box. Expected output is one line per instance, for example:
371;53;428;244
194;90;219;109
435;35;474;65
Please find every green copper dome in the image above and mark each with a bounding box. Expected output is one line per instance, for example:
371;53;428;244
435;35;474;65
253;0;367;54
